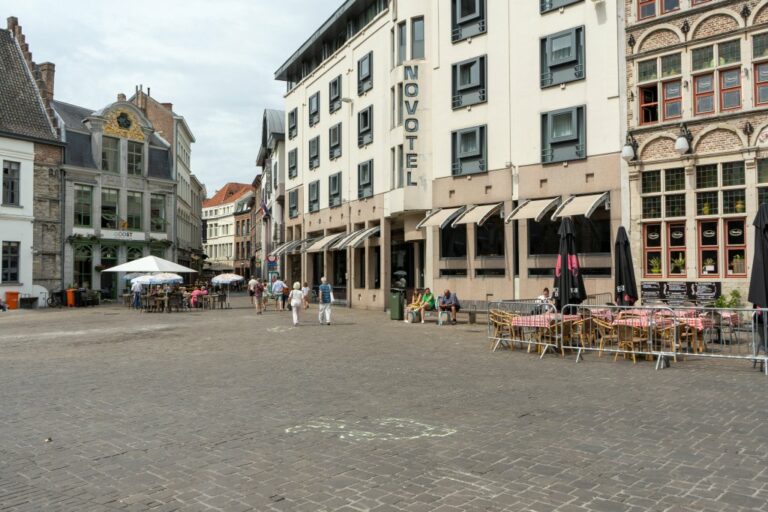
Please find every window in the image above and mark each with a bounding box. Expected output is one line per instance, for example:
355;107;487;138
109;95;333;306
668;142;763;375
127;141;143;175
329;75;342;114
528;212;611;255
699;220;719;276
150;194;165;232
126;191;143;231
692;42;742;114
718;40;740;66
397;21;406;65
540;0;582;14
667;223;686;276
288;108;298;139
451;55;487;108
308;180;320;213
1;241;19;283
452;0;486;42
692;46;714;71
452;125;487;175
662;80;682;120
641;168;685;219
662;0;679;13
725;218;747;277
638;0;655;19
288;149;298;178
127;245;143;261
73;245;92;289
639;85;659;124
720;68;741;110
101;188;119;229
2;160;20;206
358;106;373;147
329;172;342;208
358;160;373;199
476;215;504;257
643;224;662;276
358;52;373;95
755;62;768;105
308;136;320;169
541;106;585;163
441;224;467;258
694;74;715;115
411;17;424;59
636;53;682;124
694;162;746;216
541;27;584;88
308;92;320;127
755;33;768;59
74;184;92;227
329;123;342;159
288;189;298;218
102;136;119;172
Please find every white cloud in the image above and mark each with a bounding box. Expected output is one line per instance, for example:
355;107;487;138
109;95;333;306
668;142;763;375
5;0;341;195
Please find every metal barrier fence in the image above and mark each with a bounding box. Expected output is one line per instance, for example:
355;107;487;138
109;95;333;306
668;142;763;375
487;301;768;374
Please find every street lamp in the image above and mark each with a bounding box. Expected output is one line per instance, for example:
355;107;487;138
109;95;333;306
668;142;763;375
621;134;638;162
674;123;693;155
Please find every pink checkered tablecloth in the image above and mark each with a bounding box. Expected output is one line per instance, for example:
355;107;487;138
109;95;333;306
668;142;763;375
612;317;674;329
508;314;580;328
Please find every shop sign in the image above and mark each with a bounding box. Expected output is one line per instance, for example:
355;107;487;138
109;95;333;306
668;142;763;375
640;281;722;301
403;65;419;187
102;229;146;241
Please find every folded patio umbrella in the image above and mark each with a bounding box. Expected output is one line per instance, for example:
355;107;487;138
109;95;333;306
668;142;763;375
552;217;587;311
614;226;638;306
748;204;768;308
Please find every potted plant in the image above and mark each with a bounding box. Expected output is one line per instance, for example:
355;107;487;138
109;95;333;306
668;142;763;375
702;202;711;215
671;254;686;274
703;257;716;274
649;256;662;275
731;253;745;274
735;199;745;213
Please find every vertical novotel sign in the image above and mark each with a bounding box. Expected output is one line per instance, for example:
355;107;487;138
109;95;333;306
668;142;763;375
404;65;419;187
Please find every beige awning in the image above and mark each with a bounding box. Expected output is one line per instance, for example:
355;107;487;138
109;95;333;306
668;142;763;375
552;192;610;219
505;197;561;223
453;203;503;227
347;226;381;248
270;240;295;256
306;232;347;253
287;238;314;254
416;207;467;230
330;229;364;250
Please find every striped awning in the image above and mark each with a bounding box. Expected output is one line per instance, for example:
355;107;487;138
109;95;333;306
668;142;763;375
416;207;467;230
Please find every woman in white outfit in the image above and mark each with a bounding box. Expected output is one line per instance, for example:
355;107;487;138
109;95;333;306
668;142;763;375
289;282;304;326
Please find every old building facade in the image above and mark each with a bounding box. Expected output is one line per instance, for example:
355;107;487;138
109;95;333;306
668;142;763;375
273;0;625;309
202;183;252;273
625;0;768;301
256;110;286;280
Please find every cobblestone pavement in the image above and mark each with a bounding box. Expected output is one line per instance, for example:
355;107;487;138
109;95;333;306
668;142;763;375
1;296;767;512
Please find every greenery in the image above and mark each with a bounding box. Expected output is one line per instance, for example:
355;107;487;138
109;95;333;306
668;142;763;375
671;254;686;272
649;256;661;274
714;289;742;309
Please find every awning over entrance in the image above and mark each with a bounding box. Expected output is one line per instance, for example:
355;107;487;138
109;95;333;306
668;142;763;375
416;207;467;230
269;240;294;257
306;232;347;253
552;192;610;220
287;238;314;254
348;226;381;248
331;229;364;250
505;197;561;223
452;203;503;227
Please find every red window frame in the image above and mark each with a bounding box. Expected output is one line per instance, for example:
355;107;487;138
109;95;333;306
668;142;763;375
638;0;656;20
755;63;768;106
719;67;742;112
662;80;682;120
661;0;680;14
666;222;686;278
694;73;715;116
643;223;663;278
724;218;747;277
639;84;659;125
698;220;720;278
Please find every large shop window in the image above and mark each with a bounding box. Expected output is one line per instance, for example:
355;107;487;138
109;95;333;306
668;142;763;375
476;215;505;257
288;189;298;218
441;224;467;258
358;160;374;199
102;136;119;172
308;92;320;127
329;75;342;114
329;172;342;208
452;125;487;175
636;53;681;124
451;0;486;42
452;56;487;108
2;160;20;206
358;106;373;147
101;188;119;229
329;123;342;159
126;191;143;231
308;136;320;170
541;106;585;164
540;27;585;88
358;52;373;95
308;180;320;213
691;40;742;115
1;241;19;283
528;210;610;256
74;184;93;228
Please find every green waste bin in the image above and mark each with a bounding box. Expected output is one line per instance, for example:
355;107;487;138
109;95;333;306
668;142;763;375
389;289;405;320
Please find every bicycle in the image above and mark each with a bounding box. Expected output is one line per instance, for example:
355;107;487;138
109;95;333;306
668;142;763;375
46;290;63;308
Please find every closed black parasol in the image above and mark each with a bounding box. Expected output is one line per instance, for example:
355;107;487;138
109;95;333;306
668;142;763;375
614;226;638;306
748;204;768;308
552;217;587;311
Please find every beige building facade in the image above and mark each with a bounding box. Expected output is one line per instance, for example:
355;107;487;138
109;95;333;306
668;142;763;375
274;0;625;309
625;0;768;302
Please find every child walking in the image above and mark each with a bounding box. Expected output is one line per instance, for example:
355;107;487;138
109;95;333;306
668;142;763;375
289;282;304;326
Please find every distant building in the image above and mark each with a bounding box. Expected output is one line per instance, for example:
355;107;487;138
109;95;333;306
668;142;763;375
202;183;252;273
233;196;252;278
0;17;64;305
255;110;286;280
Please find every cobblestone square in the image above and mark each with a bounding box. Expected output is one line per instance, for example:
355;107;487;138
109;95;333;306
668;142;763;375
1;298;767;511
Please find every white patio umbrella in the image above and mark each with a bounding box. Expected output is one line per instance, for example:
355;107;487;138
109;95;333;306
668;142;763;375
102;256;197;274
211;273;245;285
131;273;184;286
123;272;145;282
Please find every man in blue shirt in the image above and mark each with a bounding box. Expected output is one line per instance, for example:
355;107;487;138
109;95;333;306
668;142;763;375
439;289;461;325
318;276;334;325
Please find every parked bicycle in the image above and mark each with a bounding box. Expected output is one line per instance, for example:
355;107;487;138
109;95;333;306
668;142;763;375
46;290;64;308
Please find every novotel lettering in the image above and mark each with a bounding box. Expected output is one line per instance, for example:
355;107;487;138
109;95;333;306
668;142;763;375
404;65;419;187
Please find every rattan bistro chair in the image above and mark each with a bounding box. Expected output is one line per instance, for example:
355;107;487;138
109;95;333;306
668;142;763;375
593;318;619;358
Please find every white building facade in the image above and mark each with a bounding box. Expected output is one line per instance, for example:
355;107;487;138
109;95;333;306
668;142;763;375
203;183;252;272
273;0;625;309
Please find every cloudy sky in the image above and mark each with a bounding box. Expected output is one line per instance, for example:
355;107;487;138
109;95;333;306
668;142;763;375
6;0;340;195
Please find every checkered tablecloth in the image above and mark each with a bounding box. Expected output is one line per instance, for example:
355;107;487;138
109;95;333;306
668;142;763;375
508;314;580;328
612;317;674;329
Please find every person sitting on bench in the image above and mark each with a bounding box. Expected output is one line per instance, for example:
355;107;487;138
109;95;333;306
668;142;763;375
439;289;461;325
404;289;423;323
418;288;436;324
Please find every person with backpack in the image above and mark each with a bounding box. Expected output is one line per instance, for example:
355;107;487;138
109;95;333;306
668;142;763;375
318;276;334;325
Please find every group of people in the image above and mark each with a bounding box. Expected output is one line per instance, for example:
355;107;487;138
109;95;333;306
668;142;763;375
129;280;213;310
246;274;334;327
404;288;461;325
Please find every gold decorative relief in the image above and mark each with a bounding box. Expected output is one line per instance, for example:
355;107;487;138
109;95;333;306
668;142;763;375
103;110;145;141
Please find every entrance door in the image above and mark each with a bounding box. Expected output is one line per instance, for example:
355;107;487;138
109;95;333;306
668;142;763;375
100;246;118;298
311;253;324;288
391;241;414;289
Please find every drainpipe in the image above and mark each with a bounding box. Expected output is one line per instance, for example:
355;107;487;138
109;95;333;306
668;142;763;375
59;166;66;291
173;120;179;262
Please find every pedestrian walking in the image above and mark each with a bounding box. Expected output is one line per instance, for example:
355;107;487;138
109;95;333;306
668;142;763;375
253;278;265;314
272;276;286;311
318;276;334;325
289;282;304;326
247;276;258;305
130;279;143;310
302;281;311;309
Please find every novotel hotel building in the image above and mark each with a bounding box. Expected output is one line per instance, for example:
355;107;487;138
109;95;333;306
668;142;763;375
272;0;626;309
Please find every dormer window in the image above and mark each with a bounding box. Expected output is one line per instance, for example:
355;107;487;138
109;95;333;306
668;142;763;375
127;141;143;176
102;136;119;172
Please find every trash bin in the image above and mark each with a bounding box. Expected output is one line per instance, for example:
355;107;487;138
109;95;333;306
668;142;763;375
389;289;405;321
5;291;19;310
66;288;76;307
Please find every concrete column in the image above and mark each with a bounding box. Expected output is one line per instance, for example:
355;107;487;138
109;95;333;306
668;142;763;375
684;164;696;280
381;218;391;305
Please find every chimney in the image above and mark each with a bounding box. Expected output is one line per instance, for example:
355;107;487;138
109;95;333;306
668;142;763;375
117;93;126;102
7;16;18;32
161;102;173;111
38;62;55;100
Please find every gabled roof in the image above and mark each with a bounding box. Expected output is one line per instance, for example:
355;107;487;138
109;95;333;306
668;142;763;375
0;29;57;142
52;100;93;133
256;109;285;166
203;182;252;208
